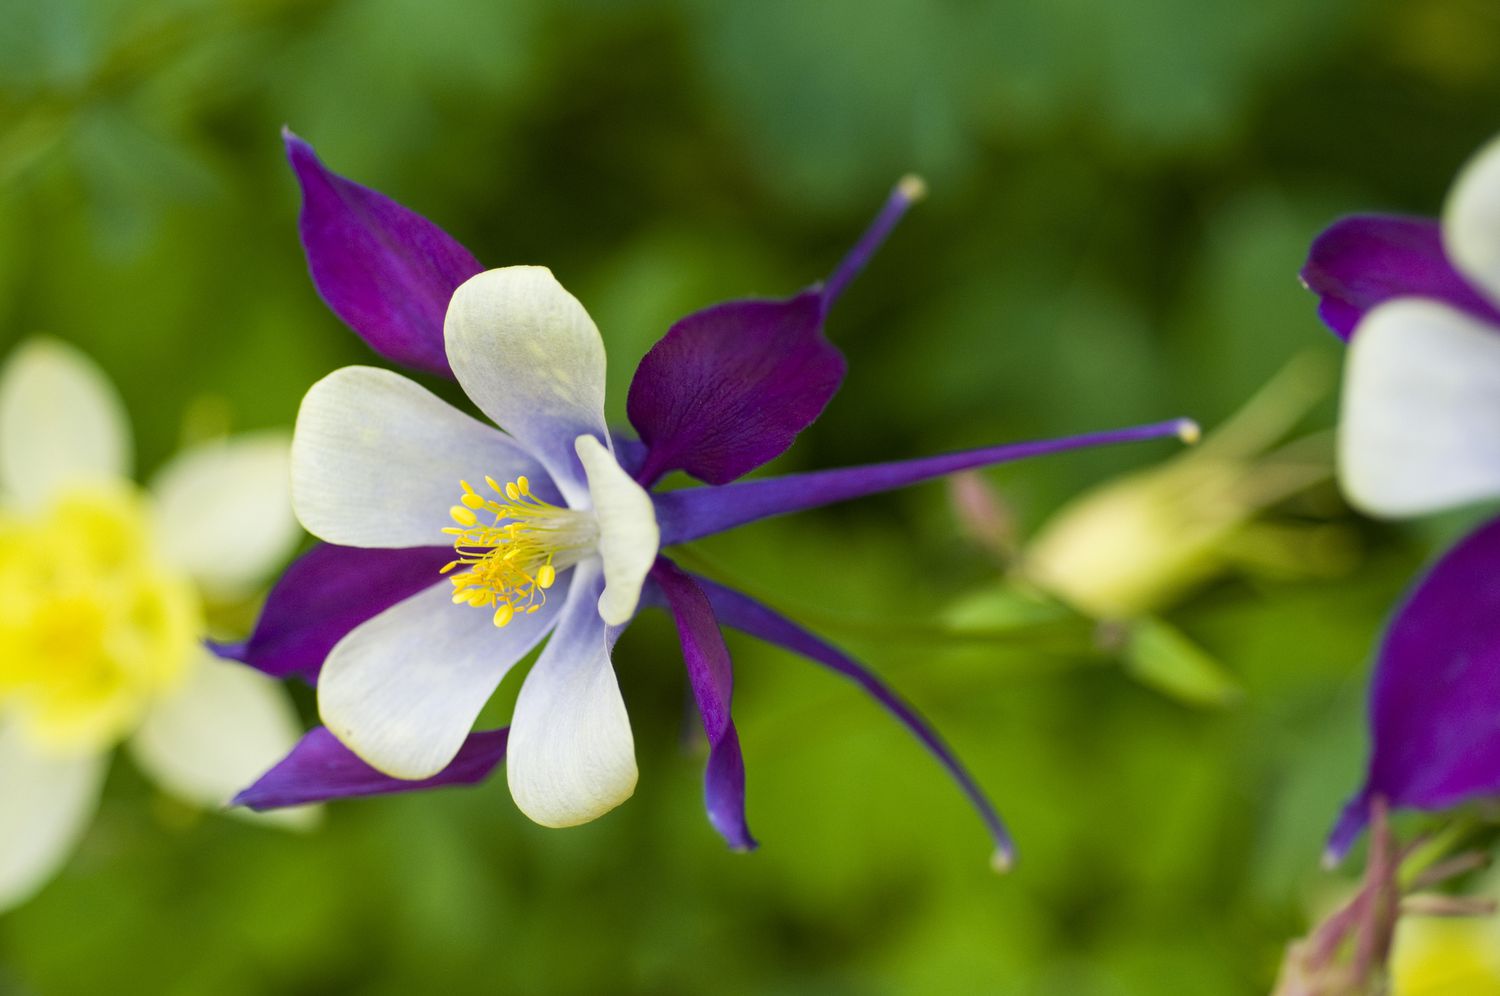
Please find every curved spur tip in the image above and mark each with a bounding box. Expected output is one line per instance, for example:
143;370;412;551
1176;419;1203;445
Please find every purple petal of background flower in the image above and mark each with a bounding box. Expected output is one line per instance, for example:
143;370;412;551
284;128;483;377
233;726;508;810
650;558;756;851
692;573;1015;869
654;419;1194;545
625;179;923;488
210;544;453;683
1325;514;1500;864
1300;214;1500;339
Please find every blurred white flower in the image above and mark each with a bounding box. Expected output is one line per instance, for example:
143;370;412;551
0;338;310;913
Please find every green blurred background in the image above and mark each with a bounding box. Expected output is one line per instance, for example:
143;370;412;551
3;0;1500;992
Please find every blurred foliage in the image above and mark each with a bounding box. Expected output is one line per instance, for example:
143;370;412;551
3;0;1500;992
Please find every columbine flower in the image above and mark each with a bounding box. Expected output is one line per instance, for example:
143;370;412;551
221;131;1195;864
1303;132;1500;862
0;339;307;912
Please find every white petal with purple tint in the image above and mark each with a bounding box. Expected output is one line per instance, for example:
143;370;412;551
575;434;658;625
1340;298;1500;516
1445;134;1500;308
318;573;567;780
507;561;637;827
292;366;548;548
446;267;609;507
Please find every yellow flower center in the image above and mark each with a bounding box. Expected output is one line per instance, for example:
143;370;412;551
0;485;202;753
441;475;596;627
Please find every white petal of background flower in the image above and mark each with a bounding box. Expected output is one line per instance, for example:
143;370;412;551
1340;299;1500;516
129;649;317;829
0;721;108;912
1445;133;1500;307
0;338;132;510
292;366;551;548
575;434;659;625
507;561;637;828
446;267;609;508
319;573;570;780
149;432;301;599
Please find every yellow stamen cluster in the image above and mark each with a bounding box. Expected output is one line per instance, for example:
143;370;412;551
441;475;593;627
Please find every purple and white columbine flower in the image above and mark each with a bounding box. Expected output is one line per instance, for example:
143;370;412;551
221;131;1195;864
1303;133;1500;863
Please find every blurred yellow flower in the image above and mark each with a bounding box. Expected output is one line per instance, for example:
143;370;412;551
1392;909;1500;995
0;339;311;913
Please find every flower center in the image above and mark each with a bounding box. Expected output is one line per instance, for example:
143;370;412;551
0;485;201;753
441;476;597;627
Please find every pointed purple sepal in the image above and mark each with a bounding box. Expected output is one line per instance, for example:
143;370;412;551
654;419;1195;546
1300;214;1500;340
211;544;452;683
693;573;1015;868
284;128;483;377
233;726;508;810
1325;514;1500;864
626;178;924;488
650;558;756;851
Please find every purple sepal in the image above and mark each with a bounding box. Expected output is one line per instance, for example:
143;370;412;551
213;543;453;683
650;558;756;851
284;128;484;378
627;291;843;487
1300;214;1500;340
233;726;508;810
692;573;1015;868
655;419;1194;546
625;179;924;488
1325;514;1500;864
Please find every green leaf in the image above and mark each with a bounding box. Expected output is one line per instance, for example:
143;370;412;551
1122;616;1243;708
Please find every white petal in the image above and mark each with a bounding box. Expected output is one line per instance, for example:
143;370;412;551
149;432;301;598
1444;134;1500;307
319;572;570;780
445;267;609;507
1340;298;1500;516
129;649;316;829
575;434;658;625
0;338;131;509
0;722;107;912
507;561;636;827
292;366;550;548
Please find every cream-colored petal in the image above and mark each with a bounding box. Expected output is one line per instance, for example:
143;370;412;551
291;366;550;548
0;338;131;509
129;649;316;829
507;561;636;827
319;572;569;780
445;267;609;507
0;722;107;912
149;432;301;598
575;434;658;625
1444;134;1500;307
1340;298;1500;516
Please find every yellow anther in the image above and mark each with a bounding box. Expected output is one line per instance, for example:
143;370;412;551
442;474;596;625
439;560;460;574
